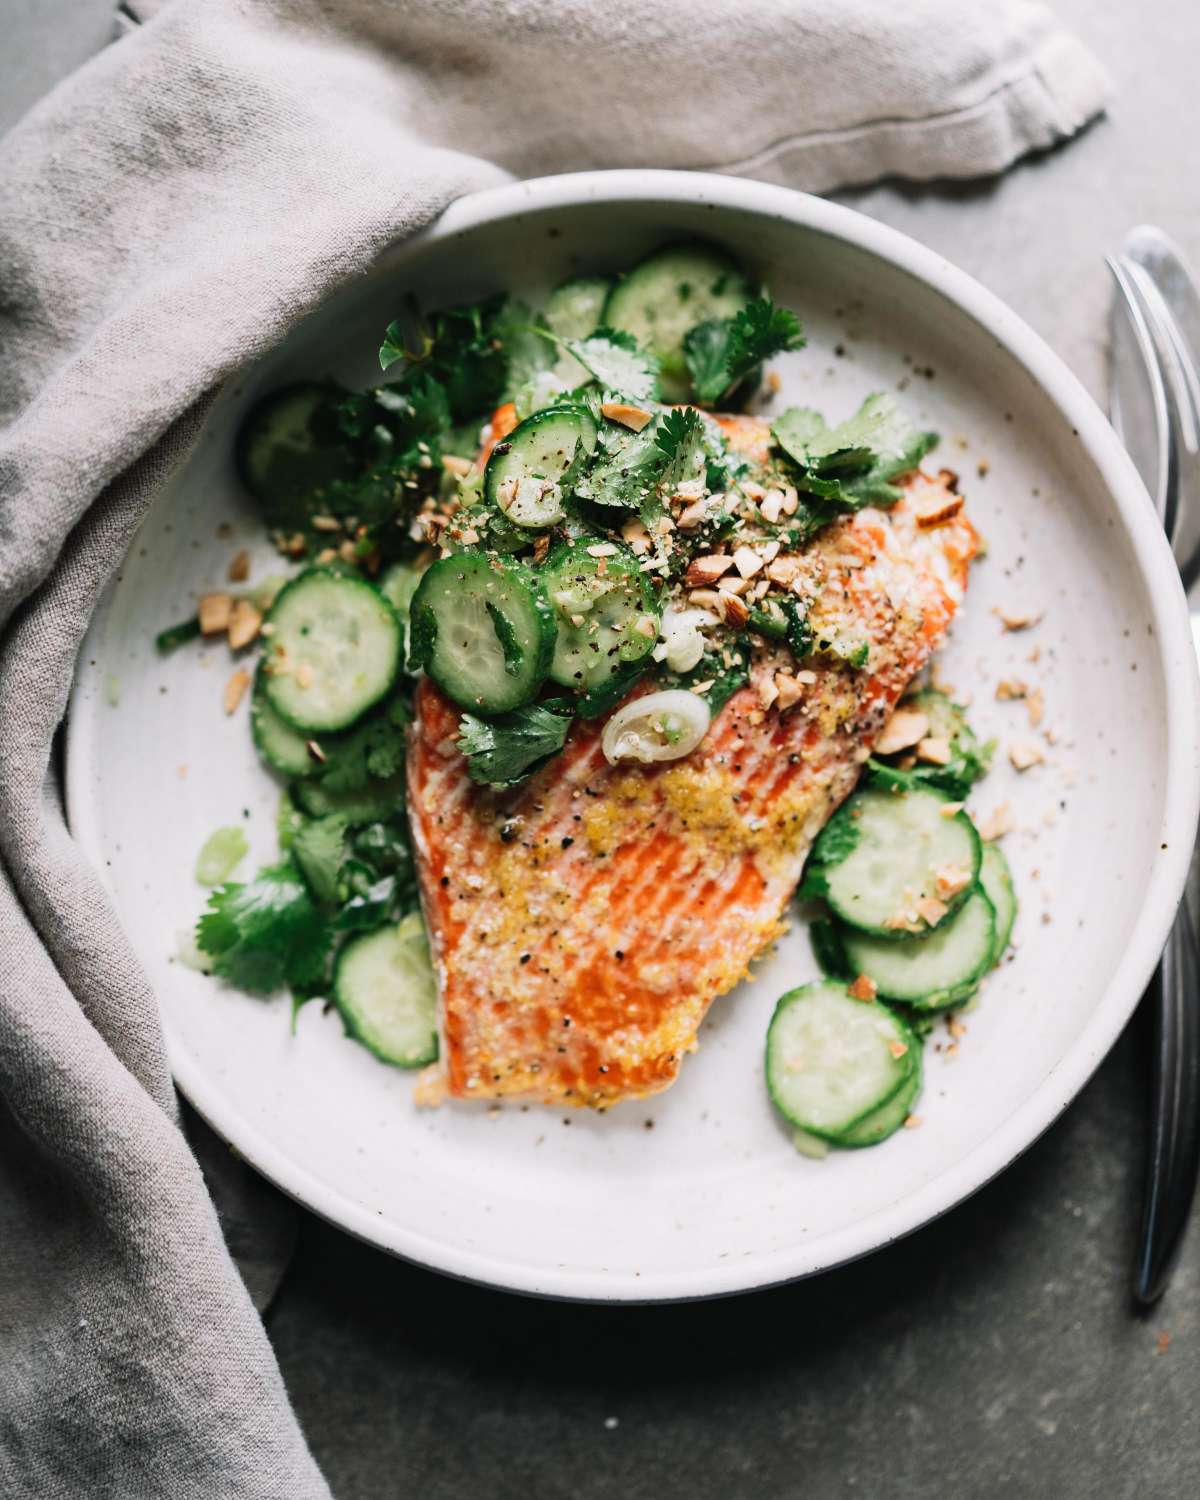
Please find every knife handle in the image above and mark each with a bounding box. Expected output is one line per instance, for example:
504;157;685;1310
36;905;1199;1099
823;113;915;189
1135;864;1200;1307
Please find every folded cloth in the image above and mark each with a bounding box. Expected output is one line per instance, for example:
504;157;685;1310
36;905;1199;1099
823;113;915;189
0;2;1107;1494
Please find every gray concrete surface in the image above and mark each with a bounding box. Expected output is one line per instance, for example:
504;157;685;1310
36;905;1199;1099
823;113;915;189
7;2;1200;1496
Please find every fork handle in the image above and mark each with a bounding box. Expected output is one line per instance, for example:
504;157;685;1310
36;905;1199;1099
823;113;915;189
1135;856;1200;1307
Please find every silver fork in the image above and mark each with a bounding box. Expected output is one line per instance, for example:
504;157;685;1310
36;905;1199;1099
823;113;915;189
1108;228;1200;1306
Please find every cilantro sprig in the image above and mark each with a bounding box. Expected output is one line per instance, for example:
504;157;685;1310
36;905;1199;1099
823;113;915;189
772;393;937;510
683;297;804;406
457;705;572;787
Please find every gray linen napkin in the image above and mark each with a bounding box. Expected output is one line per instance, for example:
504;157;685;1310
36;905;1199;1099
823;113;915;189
0;1;1107;1494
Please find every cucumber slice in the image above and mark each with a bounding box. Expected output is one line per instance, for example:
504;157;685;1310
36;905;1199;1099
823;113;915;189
408;554;555;714
835;1052;923;1148
293;773;405;824
603;243;755;402
334;913;438;1067
379;561;423;624
837;887;996;1010
250;669;319;777
980;842;1017;967
263;569;402;733
766;980;916;1139
542;541;660;695
544;276;613;340
235;382;355;513
484;404;599;528
803;783;981;938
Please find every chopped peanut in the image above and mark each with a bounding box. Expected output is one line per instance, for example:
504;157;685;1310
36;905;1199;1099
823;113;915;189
759;489;786;524
621;517;652;555
766;556;801;587
1009;741;1044;771
995;677;1027;701
774;671;804;711
915;491;965;528
441;454;474;479
934;863;971;901
995;605;1042;631
310;514;342;533
676;500;708;530
754;669;779;711
915;895;949;927
295;662;314;690
721;594;750;628
848;973;878;1002
227;550;250;584
716;575;750;596
227;599;262;651
198;592;233;635
600;401;654;432
977;803;1014;841
632;615;658;639
916;735;952;766
874;707;929;756
685;555;735;587
223;668;250;715
888;1039;909;1059
939;801;965;818
732;545;764;579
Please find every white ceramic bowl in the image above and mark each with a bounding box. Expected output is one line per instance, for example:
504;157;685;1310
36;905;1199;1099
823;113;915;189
67;171;1200;1301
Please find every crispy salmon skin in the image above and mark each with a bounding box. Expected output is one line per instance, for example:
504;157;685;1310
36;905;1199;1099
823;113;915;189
407;463;977;1108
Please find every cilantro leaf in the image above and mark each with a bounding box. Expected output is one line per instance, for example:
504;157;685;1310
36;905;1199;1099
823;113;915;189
574;420;665;510
315;695;410;794
547;327;659;402
457;706;571;787
378;294;507;421
196;862;332;994
683;297;804;406
773;394;937;510
495;299;556;400
290;815;349;906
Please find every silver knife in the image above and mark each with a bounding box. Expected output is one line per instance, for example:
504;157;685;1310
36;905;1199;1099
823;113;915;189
1108;229;1200;1306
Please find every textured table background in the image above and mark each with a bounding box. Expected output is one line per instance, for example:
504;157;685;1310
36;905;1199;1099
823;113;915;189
7;2;1200;1495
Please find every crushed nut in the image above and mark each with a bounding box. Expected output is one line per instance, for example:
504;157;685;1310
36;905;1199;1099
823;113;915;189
310;514;342;533
874;707;929;756
754;668;779;711
721;594;750;628
198;592;233;635
903;1114;924;1130
916;735;952;765
586;542;618;558
1026;689;1045;727
227;550;250;583
227;599;262;651
995;677;1027;701
295;662;313;690
441;454;474;479
759;488;786;524
976;803;1014;841
915;491;965;528
888;1039;909;1059
621;517;652;555
774;671;804;711
223;668;250;715
687;588;724;612
732;545;764;579
848;973;878;1002
939;801;965;818
915;895;949;926
766;556;802;587
995;605;1042;631
934;864;971;900
632;614;658;639
716;575;750;596
457;528;481;546
1009;741;1044;771
676;499;709;529
780;485;799;517
600;401;654;432
685;555;735;587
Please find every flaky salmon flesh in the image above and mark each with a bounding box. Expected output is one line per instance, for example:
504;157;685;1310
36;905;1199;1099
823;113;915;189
407;414;978;1107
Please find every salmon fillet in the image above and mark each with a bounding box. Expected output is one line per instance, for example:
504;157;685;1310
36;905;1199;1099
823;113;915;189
408;430;977;1108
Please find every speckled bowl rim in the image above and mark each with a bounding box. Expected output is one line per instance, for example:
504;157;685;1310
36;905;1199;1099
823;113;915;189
68;169;1200;1301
